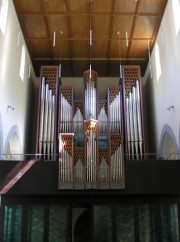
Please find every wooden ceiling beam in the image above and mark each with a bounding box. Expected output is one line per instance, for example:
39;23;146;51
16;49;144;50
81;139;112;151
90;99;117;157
126;0;142;59
33;57;147;61
27;37;153;41
40;0;52;58
19;12;159;17
65;0;73;75
107;0;117;76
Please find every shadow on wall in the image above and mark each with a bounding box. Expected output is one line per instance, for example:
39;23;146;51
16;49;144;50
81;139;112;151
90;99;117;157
142;73;157;157
160;124;180;160
3;125;21;160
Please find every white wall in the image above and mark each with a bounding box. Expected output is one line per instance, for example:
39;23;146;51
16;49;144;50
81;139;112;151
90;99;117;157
0;0;37;158
143;0;180;157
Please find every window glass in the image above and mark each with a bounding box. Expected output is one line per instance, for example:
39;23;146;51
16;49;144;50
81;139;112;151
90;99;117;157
155;44;161;82
172;0;180;35
161;204;179;242
161;132;178;160
49;206;67;242
116;205;135;242
27;206;44;242
139;205;157;242
19;45;26;81
94;206;112;242
3;205;22;242
0;0;8;35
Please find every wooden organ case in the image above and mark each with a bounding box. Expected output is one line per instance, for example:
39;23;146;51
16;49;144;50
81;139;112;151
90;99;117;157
36;65;145;190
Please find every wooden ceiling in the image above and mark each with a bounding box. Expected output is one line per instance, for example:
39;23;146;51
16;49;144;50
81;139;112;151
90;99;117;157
13;0;168;77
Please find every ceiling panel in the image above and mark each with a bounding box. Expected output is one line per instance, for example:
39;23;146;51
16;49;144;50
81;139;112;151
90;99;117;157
92;15;111;39
133;16;158;39
71;40;89;58
128;40;149;58
13;0;168;77
30;39;51;58
23;15;48;38
51;40;70;58
43;0;66;13
138;0;165;14
46;15;68;38
91;40;109;58
112;15;134;39
69;15;89;39
67;0;89;12
109;40;128;58
114;0;137;13
91;0;113;12
14;0;42;13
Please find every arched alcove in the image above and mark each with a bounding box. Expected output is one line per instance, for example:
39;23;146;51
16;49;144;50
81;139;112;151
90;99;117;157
160;125;179;160
4;126;21;160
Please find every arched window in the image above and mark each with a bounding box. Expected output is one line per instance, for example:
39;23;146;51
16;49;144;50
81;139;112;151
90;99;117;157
5;133;20;160
155;44;161;82
161;132;178;160
0;0;9;35
19;45;26;82
172;0;180;35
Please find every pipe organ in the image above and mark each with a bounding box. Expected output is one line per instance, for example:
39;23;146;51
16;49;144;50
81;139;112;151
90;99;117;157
36;65;145;189
36;66;58;160
123;66;145;160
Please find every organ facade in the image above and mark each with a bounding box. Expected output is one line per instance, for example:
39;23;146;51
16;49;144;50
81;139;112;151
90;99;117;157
36;65;145;190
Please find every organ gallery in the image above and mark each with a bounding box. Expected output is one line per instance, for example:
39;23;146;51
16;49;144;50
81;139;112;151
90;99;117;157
36;65;145;189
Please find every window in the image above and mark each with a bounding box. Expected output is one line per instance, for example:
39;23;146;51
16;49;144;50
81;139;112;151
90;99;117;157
155;44;161;82
0;0;8;35
172;0;180;35
19;45;26;81
161;132;178;160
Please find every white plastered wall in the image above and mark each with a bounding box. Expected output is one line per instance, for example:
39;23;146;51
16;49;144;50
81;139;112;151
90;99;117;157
0;0;37;157
143;0;180;157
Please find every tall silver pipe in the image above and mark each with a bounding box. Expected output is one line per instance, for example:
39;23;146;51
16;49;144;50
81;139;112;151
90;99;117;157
43;84;49;158
120;144;123;178
136;80;143;159
47;90;52;160
132;87;139;159
129;92;134;159
126;97;131;159
118;92;121;132
51;95;55;160
39;77;45;155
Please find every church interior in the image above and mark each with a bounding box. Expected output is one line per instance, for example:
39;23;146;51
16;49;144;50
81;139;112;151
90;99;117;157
1;0;180;241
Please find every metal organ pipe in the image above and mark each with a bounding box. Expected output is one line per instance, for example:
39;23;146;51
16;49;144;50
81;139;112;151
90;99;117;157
98;107;107;134
128;92;134;159
126;97;131;159
47;90;52;160
136;80;143;158
85;77;96;119
132;87;139;159
39;77;45;155
109;92;121;133
60;94;72;133
125;80;143;160
38;77;55;160
43;84;49;158
51;95;55;160
73;108;83;133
